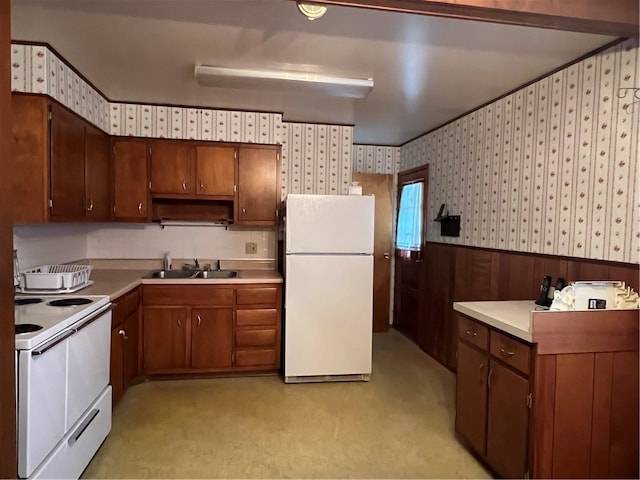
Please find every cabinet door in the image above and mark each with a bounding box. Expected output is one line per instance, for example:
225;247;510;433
123;311;139;389
191;308;233;369
455;341;488;456
110;325;124;408
85;123;110;220
236;147;279;225
486;360;530;479
150;140;193;195
11;95;52;222
113;139;149;220
195;145;235;197
142;307;188;372
50;102;85;218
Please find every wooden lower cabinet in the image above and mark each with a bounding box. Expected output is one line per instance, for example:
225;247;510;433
142;283;282;375
455;313;532;478
143;307;188;372
191;308;233;369
110;287;141;408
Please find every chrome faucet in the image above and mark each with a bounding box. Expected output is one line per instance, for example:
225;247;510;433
182;258;200;271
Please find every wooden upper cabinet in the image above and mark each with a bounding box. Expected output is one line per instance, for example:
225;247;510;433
11;95;49;222
84;124;110;221
236;146;280;226
150;140;193;195
195;145;235;197
112;139;149;221
11;94;111;222
50;102;86;219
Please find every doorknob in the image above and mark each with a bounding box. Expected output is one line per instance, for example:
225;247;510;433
383;253;390;259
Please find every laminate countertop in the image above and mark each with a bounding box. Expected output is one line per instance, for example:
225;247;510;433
453;300;550;343
80;268;283;301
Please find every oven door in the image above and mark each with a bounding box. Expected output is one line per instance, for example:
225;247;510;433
66;304;112;429
18;329;71;478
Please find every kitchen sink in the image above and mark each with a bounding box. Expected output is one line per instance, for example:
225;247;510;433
143;269;238;279
193;270;237;279
144;269;195;279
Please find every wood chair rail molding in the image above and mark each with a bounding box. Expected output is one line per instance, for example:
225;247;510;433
302;0;639;36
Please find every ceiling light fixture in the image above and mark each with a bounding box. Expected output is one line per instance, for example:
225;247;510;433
297;2;328;20
194;65;373;99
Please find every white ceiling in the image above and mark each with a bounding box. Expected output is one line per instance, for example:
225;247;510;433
11;0;615;145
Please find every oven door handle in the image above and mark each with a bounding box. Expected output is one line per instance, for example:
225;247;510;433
31;329;76;356
73;303;114;333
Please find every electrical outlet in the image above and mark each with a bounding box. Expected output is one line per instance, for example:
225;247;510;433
245;242;257;254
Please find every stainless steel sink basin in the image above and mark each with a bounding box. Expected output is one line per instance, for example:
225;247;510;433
144;269;195;279
143;269;238;279
194;270;237;279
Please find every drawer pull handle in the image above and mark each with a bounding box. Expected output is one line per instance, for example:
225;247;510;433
182;181;187;191
118;329;128;340
197;314;202;326
500;347;515;357
138;202;143;214
466;329;478;337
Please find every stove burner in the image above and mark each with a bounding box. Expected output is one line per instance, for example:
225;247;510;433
16;324;43;334
48;298;93;307
15;298;43;306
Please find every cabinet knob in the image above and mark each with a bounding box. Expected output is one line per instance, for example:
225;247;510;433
199;181;205;191
138;202;143;214
383;252;390;259
197;314;202;326
182;181;187;191
466;329;478;337
87;199;93;212
177;318;182;327
242;206;246;214
118;329;128;340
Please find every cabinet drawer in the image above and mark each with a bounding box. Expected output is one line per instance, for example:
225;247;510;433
143;286;234;306
235;349;276;367
123;289;140;318
236;287;278;305
236;329;277;348
236;309;278;327
490;330;531;375
458;314;489;350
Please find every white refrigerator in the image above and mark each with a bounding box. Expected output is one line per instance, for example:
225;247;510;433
284;194;375;383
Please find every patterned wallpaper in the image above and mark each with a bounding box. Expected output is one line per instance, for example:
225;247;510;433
401;38;639;264
352;145;401;174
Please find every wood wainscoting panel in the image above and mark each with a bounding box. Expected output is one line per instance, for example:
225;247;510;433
551;354;594;479
416;242;639;372
609;351;639;479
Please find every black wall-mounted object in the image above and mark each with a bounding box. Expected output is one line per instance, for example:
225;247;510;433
433;203;460;237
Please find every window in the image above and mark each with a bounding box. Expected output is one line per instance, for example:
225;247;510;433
395;181;423;251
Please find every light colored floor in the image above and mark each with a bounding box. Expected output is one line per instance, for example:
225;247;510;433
83;329;491;479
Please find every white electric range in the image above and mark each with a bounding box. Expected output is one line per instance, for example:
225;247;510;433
15;294;113;479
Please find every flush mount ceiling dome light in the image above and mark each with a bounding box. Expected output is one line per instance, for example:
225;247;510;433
297;2;328;20
194;65;373;99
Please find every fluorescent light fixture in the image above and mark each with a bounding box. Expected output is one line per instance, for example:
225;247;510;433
194;65;373;99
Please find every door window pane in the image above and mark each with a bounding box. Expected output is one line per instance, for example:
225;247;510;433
396;181;423;251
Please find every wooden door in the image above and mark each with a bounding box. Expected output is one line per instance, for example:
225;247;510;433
393;165;428;345
455;341;488;456
236;147;279;225
352;173;393;332
109;325;125;408
112;139;149;220
195;145;235;197
150;140;193;195
191;308;233;369
486;360;530;479
50;102;85;218
142;307;188;372
122;310;139;389
84;123;110;220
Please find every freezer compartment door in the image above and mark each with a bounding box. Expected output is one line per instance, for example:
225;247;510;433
285;194;374;254
285;254;373;377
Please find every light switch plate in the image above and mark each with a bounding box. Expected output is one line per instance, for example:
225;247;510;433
245;242;257;254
